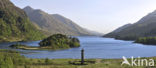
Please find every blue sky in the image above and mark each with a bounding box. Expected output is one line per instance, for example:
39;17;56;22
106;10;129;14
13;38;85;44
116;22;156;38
11;0;156;34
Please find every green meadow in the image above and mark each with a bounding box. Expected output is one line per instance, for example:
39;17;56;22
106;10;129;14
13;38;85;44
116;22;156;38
0;49;155;68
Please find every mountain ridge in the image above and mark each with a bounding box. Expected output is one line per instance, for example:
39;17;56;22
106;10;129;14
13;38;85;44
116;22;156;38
104;10;156;40
23;6;95;36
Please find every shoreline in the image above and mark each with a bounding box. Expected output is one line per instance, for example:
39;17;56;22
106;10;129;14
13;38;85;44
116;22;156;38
10;45;80;50
1;49;156;68
22;55;156;60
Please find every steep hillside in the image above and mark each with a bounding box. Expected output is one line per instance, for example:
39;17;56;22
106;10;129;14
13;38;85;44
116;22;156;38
0;0;45;42
112;23;132;33
23;6;91;36
104;23;132;38
104;10;156;40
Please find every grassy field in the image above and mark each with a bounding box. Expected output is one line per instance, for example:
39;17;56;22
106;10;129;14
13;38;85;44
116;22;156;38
16;59;156;68
0;49;156;68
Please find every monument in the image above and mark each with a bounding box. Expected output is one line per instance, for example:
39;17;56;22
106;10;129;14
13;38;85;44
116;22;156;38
81;49;84;65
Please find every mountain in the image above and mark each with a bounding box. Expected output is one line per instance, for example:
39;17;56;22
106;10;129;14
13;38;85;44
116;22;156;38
112;23;132;33
104;23;132;38
0;0;45;42
23;6;93;36
104;10;156;40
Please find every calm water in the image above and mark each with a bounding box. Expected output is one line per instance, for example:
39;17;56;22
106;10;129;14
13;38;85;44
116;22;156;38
1;36;156;59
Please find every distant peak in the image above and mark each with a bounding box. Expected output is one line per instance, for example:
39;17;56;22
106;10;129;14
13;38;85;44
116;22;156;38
23;6;33;10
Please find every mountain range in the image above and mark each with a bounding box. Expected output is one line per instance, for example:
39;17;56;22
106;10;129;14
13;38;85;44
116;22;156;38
23;6;100;36
104;10;156;40
0;0;45;42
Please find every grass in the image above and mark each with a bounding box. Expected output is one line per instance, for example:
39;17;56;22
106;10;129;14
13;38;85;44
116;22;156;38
16;58;155;68
0;49;156;68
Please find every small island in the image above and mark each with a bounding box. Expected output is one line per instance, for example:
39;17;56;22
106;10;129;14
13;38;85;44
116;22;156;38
135;37;156;45
10;34;80;50
39;34;80;49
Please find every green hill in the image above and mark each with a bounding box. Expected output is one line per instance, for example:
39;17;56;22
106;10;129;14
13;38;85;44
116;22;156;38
104;10;156;40
39;34;80;49
0;0;45;42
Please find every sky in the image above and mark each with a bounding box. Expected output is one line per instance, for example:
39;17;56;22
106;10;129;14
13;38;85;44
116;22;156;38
11;0;156;34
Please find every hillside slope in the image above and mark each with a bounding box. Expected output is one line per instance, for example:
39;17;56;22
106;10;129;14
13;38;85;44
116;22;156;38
0;0;45;42
23;6;92;36
104;10;156;40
